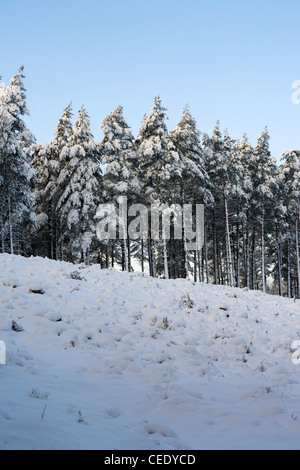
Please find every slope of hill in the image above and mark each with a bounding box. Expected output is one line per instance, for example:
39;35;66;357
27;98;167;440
0;254;299;450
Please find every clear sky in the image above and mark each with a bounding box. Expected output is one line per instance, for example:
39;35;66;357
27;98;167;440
1;0;300;161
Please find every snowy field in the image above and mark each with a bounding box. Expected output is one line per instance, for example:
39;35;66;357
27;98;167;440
0;254;300;450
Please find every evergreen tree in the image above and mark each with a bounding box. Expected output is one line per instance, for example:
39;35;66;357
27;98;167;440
237;134;254;288
279;150;300;298
252;127;278;293
101;106;140;271
137;97;183;201
203;124;248;287
203;122;230;285
57;106;103;262
0;66;35;254
136;96;184;278
227;134;253;288
31;103;73;259
270;170;287;296
170;106;211;200
170;105;213;281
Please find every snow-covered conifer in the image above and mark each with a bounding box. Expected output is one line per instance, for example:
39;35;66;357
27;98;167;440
136;97;184;278
170;105;213;280
31;103;73;258
101;106;139;271
252;127;278;293
279;150;300;298
57;106;102;262
0;67;35;254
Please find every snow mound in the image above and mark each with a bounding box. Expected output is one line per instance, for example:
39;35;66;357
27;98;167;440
0;254;299;450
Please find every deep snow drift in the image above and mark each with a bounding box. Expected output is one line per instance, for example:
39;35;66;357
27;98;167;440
0;254;300;450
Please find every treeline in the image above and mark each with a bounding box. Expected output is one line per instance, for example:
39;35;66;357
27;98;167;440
0;67;299;298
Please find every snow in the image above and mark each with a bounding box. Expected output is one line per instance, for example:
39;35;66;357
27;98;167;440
0;254;300;450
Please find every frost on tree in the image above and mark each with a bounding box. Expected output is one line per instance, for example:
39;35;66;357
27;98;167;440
170;105;213;281
170;105;212;204
237;134;255;289
252;127;278;293
280;150;300;298
31;103;73;259
0;66;35;255
57;106;103;263
100;105;140;271
136;96;185;279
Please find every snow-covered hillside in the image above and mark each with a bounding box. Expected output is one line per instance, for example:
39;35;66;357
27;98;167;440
0;254;300;450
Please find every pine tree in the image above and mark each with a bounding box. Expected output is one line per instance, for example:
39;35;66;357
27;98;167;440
101;106;140;271
137;97;183;201
280;150;300;298
0;66;35;254
252;127;278;293
227;134;252;288
57;106;103;262
237;134;254;288
270;171;287;296
31;103;73;259
102;106;139;200
170;105;213;281
203;124;248;287
136;96;184;278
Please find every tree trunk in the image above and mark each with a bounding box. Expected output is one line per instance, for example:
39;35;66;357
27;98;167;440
251;229;256;290
141;239;144;273
261;208;266;293
204;223;209;283
219;248;224;285
224;194;234;287
124;238;128;272
296;209;300;299
183;211;189;279
163;236;169;280
1;215;5;253
198;248;203;282
193;251;197;282
277;242;283;297
213;210;218;285
236;222;240;288
106;242;110;268
151;240;157;278
111;241;114;268
148;237;153;277
127;237;131;273
287;237;291;299
246;218;250;289
8;195;14;255
55;214;59;261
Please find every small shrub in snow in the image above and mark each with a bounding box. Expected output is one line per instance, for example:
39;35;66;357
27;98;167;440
11;320;23;332
66;271;86;281
257;362;267;373
30;388;49;400
180;294;194;310
29;288;45;295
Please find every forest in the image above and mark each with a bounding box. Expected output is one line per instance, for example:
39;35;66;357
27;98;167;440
0;67;299;298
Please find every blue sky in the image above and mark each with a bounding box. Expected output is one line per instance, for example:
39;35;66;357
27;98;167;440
1;0;300;160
